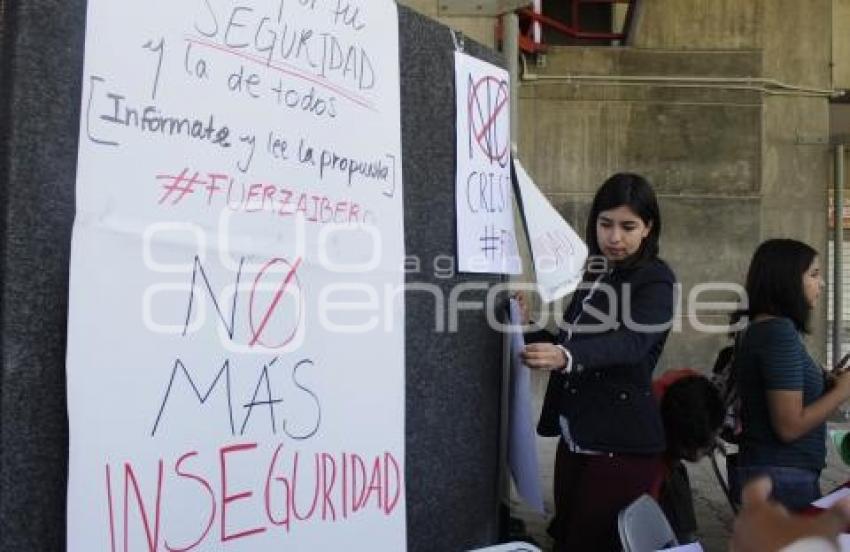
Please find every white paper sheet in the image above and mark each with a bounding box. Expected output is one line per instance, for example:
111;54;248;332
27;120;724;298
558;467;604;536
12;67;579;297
66;1;406;550
454;52;520;274
657;543;704;552
470;542;542;552
813;487;850;509
508;299;545;513
513;160;587;303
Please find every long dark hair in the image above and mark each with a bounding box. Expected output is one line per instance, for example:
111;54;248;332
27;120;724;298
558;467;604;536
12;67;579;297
586;173;661;267
745;238;818;333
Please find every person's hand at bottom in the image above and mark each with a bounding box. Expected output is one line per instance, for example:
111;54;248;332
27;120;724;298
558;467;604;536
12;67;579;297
731;477;850;552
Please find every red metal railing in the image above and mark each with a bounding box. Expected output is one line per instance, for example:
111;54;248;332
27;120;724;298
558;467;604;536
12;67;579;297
498;0;638;55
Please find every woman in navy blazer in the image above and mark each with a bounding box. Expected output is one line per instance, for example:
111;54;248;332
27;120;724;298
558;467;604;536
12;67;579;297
520;173;676;551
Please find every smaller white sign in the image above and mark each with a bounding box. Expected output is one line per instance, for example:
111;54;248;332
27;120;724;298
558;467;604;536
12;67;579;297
812;487;850;509
454;52;520;274
514;160;587;303
508;299;545;514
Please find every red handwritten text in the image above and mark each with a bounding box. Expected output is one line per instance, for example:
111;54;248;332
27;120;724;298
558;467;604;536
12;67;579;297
105;444;402;551
155;168;373;224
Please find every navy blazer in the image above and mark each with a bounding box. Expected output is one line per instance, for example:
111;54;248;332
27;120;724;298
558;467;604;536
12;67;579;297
535;257;676;455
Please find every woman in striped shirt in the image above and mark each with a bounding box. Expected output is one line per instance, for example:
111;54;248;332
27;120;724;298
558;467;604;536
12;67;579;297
735;239;850;510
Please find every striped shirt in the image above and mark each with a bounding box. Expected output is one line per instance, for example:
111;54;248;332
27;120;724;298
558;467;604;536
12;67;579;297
737;317;826;471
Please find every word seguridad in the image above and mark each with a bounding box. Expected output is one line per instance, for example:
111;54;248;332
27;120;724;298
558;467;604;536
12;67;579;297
194;1;376;90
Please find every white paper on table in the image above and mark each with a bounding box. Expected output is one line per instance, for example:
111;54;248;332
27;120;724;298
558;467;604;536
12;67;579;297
507;299;545;513
454;52;520;275
513;159;587;303
813;487;850;508
469;542;542;552
656;543;704;552
784;537;850;552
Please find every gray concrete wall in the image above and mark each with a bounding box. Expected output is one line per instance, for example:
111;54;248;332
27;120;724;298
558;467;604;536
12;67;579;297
395;0;837;367
397;0;498;48
834;0;850;89
518;46;765;372
397;1;836;367
632;0;762;50
759;0;832;358
517;0;835;370
761;94;831;355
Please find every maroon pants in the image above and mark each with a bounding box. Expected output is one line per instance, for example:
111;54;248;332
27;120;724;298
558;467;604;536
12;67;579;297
551;440;663;552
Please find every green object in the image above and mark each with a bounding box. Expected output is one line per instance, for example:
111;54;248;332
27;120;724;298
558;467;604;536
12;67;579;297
830;429;850;465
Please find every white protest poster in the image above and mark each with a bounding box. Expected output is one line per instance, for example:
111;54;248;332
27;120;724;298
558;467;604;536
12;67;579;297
513;160;587;303
454;52;520;274
66;1;406;550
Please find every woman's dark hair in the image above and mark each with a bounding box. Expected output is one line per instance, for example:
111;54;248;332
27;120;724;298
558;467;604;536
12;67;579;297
661;376;724;461
745;238;818;333
586;173;661;266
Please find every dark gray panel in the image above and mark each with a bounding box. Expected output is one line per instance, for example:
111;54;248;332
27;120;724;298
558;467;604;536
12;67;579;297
399;7;505;551
0;1;87;550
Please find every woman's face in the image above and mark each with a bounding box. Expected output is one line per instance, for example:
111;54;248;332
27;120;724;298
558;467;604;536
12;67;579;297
802;256;824;309
595;205;652;262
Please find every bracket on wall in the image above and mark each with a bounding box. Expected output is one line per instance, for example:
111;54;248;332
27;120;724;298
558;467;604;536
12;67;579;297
450;28;466;52
795;132;830;146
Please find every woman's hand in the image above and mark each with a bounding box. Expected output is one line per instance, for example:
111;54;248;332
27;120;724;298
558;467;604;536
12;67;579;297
521;343;567;372
769;368;850;442
731;477;850;552
824;369;838;392
835;352;850;372
833;369;850;399
826;353;850;391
